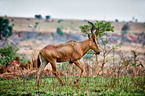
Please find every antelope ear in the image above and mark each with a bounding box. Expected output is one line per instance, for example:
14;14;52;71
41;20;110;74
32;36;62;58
88;34;91;39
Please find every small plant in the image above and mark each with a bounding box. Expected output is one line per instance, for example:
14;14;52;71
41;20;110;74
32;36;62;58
0;45;19;67
32;22;39;32
57;27;63;35
119;50;144;76
131;50;144;68
99;37;121;74
0;45;29;67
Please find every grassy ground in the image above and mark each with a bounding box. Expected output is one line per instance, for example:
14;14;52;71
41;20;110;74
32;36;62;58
0;76;144;96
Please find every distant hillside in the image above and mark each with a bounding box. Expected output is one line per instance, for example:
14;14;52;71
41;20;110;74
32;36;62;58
2;16;145;34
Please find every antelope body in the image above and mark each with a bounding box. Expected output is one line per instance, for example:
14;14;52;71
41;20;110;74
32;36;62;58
37;22;100;86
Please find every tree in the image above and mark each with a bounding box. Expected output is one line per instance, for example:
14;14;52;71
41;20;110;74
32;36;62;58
0;17;13;40
115;19;119;22
80;21;114;37
121;23;130;44
45;15;51;21
80;20;114;75
35;14;42;19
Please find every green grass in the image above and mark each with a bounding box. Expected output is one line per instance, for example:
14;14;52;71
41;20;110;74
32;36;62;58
0;76;144;96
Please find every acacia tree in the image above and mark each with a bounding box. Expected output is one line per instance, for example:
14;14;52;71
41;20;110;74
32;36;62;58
45;15;51;21
80;20;114;75
80;21;114;37
35;14;42;19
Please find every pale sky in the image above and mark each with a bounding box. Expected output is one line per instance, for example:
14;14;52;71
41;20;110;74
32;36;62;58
0;0;145;22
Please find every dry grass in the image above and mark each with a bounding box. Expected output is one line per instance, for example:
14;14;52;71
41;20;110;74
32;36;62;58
2;16;145;34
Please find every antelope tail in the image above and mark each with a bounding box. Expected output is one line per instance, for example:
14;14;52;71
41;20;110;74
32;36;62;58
37;54;41;68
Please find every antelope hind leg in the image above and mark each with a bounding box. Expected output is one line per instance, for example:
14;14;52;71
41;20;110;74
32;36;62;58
37;60;47;86
51;60;64;86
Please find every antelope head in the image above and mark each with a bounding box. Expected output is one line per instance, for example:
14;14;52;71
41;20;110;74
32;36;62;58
88;21;100;54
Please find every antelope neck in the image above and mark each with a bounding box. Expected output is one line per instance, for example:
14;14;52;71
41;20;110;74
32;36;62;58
79;39;90;55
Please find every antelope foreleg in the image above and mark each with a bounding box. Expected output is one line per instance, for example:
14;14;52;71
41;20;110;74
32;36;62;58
73;61;84;84
69;63;73;85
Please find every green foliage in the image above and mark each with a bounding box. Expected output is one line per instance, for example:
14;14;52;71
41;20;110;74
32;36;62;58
0;17;13;39
11;19;14;22
0;45;29;67
34;14;42;19
58;19;63;23
45;15;51;20
0;45;19;66
34;22;39;28
57;27;63;35
87;49;95;54
0;45;18;57
115;19;119;22
20;56;30;65
80;21;115;74
80;20;114;37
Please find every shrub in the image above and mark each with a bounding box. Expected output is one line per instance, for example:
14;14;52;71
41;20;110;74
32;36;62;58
57;27;63;35
35;14;42;19
0;17;13;39
0;45;29;67
45;15;51;20
0;45;18;66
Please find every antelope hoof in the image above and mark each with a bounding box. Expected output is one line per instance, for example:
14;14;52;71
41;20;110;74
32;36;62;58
36;82;39;86
74;81;77;84
61;83;65;86
69;82;72;85
37;84;39;87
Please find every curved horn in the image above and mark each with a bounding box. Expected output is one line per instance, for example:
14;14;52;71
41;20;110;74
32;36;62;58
87;21;95;34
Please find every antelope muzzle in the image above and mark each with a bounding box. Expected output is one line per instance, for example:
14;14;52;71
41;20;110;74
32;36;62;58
96;51;100;54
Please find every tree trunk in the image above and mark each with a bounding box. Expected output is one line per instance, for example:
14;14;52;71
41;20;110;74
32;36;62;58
96;55;99;76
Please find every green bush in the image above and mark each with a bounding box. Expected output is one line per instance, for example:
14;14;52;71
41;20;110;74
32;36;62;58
0;45;18;67
0;45;29;67
0;17;13;39
57;27;63;35
80;20;114;37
